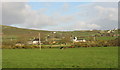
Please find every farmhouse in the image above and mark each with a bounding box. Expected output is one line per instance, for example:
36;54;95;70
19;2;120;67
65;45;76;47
73;37;86;42
32;38;41;45
107;30;114;33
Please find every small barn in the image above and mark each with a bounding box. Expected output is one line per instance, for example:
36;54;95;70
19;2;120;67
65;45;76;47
15;42;24;46
73;37;86;42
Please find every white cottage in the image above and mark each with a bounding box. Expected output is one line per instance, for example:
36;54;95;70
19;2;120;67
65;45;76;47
32;39;41;45
73;37;86;42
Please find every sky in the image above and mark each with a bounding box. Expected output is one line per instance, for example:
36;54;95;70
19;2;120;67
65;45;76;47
2;2;118;31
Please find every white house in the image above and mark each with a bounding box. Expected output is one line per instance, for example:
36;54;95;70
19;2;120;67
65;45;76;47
107;30;114;33
32;39;41;45
73;37;86;42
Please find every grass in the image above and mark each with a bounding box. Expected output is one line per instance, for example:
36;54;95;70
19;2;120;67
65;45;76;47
0;49;2;69
96;36;118;40
42;44;71;47
2;47;118;68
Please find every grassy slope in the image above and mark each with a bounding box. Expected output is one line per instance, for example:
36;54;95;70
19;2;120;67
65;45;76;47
2;25;51;39
2;25;97;38
2;25;118;45
1;25;112;37
96;36;118;40
2;25;55;44
2;47;118;68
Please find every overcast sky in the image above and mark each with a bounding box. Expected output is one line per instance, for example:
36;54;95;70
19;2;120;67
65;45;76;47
2;2;118;31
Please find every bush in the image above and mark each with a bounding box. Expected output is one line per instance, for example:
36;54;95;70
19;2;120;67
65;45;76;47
73;40;109;47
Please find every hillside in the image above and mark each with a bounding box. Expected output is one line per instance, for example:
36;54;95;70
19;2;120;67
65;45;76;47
1;25;118;47
1;25;95;37
2;25;53;44
2;25;51;38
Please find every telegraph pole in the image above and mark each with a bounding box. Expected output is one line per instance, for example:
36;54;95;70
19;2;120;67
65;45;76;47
94;35;96;41
39;32;41;50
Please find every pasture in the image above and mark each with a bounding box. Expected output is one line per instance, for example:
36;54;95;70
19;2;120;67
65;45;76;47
2;47;118;68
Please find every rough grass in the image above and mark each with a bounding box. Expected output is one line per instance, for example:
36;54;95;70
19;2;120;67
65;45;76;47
2;47;118;68
0;49;2;69
96;36;118;40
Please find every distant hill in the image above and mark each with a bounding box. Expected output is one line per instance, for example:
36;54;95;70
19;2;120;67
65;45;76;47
2;25;53;43
1;25;96;43
1;25;99;39
1;25;118;46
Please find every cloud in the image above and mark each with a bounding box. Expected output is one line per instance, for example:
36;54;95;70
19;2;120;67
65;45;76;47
2;2;27;25
68;22;100;30
2;2;58;29
76;2;118;30
0;4;2;25
2;2;118;31
2;0;119;2
93;5;118;29
62;3;70;12
2;2;76;30
95;5;118;21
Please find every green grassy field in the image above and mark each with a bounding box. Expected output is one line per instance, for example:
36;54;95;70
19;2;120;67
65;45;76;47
2;47;118;68
96;36;118;40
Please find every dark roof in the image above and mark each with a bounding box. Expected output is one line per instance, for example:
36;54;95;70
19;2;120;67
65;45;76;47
77;39;84;40
33;39;40;41
73;37;85;40
16;42;23;43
